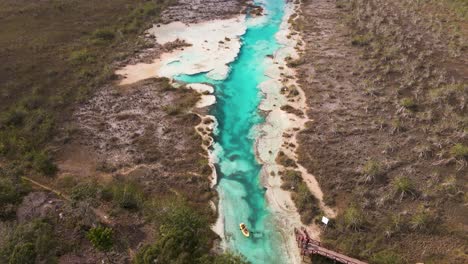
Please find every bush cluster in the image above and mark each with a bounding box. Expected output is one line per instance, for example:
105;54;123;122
281;170;322;224
135;199;247;264
0;220;58;264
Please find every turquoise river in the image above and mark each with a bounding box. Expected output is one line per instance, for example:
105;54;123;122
177;0;288;262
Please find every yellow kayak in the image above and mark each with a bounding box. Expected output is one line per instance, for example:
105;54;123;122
239;223;250;237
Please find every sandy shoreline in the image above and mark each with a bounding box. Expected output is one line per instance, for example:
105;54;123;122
255;1;337;262
254;2;304;263
116;15;246;86
273;2;336;219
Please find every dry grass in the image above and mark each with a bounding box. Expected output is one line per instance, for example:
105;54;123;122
296;0;467;262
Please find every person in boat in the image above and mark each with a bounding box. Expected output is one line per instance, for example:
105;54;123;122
240;223;248;232
239;223;250;237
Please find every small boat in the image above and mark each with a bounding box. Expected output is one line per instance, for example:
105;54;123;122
239;223;250;237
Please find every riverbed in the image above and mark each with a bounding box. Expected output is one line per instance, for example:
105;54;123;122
176;0;290;262
116;0;299;262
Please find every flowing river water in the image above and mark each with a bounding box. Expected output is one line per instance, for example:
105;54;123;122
177;0;288;262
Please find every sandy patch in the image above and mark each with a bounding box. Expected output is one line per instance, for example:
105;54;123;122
116;16;246;85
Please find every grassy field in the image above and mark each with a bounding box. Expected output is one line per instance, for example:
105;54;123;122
295;0;467;263
0;0;174;175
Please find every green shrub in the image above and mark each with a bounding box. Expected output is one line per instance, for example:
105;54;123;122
162;105;182;115
199;252;249;264
362;159;382;182
122;2;164;34
0;171;30;218
1;108;27;127
293;183;321;224
371;249;404;264
20;94;44;110
91;28;116;43
276;151;297;168
0;178;19;205
351;34;372;46
161;79;176;91
440;175;459;195
133;244;159;264
384;214;407;236
280;170;302;190
410;209;435;233
71;182;100;202
86;226;114;252
310;254;337;264
107;181;143;210
287;58;305;67
0;220;57;264
140;2;159;17
56;175;77;190
26;110;55;144
450;143;468;159
69;49;96;65
123;18;141;34
136;200;211;264
335;0;347;8
390;118;404;133
343;205;365;231
429;83;466;108
280;170;321;224
31;152;57;176
295;184;315;210
8;243;36;264
399;97;416;110
392;176;416;201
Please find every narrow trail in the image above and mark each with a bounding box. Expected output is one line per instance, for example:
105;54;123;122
21;176;113;226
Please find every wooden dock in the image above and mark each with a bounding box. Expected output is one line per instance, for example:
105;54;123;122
294;227;367;264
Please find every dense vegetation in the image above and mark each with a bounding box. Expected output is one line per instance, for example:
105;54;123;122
0;165;245;263
280;170;322;224
136;200;248;264
0;219;58;264
0;166;30;219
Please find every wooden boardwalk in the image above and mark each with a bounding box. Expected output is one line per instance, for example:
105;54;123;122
294;227;367;264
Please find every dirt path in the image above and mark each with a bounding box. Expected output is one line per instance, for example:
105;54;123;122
22;176;114;226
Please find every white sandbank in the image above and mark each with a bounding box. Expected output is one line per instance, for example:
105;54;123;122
255;3;304;264
256;2;336;263
186;83;216;108
194;113;223;241
116;16;246;85
187;83;215;94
